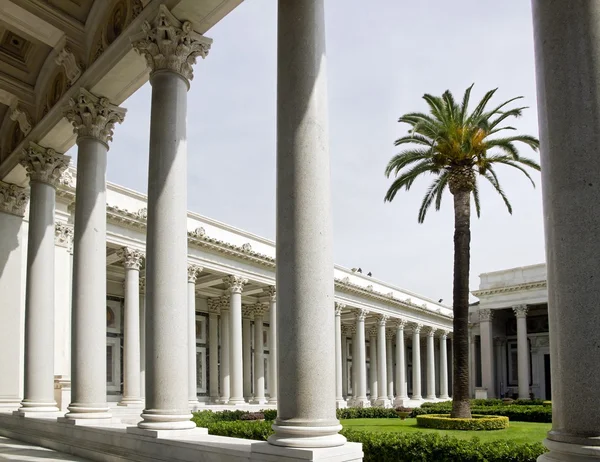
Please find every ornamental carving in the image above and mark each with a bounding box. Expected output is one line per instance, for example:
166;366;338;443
139;277;146;294
92;0;143;62
396;318;407;329
55;47;81;85
368;326;377;337
354;308;368;322
189;227;206;238
207;298;221;314
513;305;528;318
334;302;345;315
242;243;252;252
64;88;126;145
136;208;147;219
9;103;32;136
253;303;267;318
265;285;276;302
412;323;423;334
20;143;70;187
341;324;352;336
242;305;254;319
386;329;395;340
377;314;389;326
131;5;212;82
187;264;203;283
226;275;247;294
59;169;75;189
54;222;73;247
439;330;449;339
479;308;493;322
0;181;28;217
218;295;230;310
119;247;144;270
425;327;437;337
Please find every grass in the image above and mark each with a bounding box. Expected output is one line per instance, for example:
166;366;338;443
341;418;550;444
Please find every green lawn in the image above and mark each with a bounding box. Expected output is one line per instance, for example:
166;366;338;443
341;418;550;444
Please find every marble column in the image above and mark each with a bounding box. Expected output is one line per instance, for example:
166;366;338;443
368;326;378;403
17;144;69;414
251;304;267;404
118;248;144;407
207;299;220;403
494;337;505;398
350;325;358;403
242;306;253;401
187;265;202;408
341;325;349;400
267;287;277;404
139;277;146;399
334;303;346;408
513;305;529;399
412;324;423;400
227;275;247;405
219;297;230;404
269;0;346;449
386;330;395;401
426;328;437;400
394;320;408;406
374;316;389;407
439;331;449;399
352;310;370;408
64;89;125;420
479;308;495;397
532;3;600;458
132;6;211;430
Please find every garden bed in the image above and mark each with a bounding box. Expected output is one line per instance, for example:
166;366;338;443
416;414;509;431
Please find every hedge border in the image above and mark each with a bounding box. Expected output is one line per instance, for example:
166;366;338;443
417;414;509;431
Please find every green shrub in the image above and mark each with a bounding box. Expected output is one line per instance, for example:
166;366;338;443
414;403;551;423
207;420;272;440
416;414;509;431
336;407;399;420
261;409;277;421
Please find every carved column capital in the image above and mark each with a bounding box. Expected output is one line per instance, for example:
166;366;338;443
242;305;254;319
412;323;423;335
439;329;449;339
334;302;345;315
64;88;126;145
353;308;368;322
396;318;408;330
131;5;212;84
226;275;247;294
376;314;389;326
207;298;221;315
20;143;70;187
187;264;203;283
386;329;395;340
139;277;146;294
479;308;494;322
265;285;276;302
513;305;528;318
253;303;267;318
54;222;74;248
218;295;230;310
119;247;144;270
425;327;437;337
0;181;29;217
368;326;378;337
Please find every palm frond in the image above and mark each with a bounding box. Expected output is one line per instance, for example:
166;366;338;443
385;149;434;178
483;171;513;214
459;84;475;124
384;160;436;202
472;178;481;218
394;134;434;147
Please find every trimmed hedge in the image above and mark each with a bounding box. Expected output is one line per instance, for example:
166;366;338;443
337;407;400;420
414;403;551;423
416;414;509;431
206;421;546;462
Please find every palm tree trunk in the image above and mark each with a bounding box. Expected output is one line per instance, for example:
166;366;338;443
450;189;472;419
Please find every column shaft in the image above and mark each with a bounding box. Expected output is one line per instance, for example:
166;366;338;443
220;307;230;403
479;309;494;397
426;329;437;400
140;285;146;399
252;308;266;404
369;330;378;402
187;279;199;407
268;291;277;404
376;319;389;407
334;304;345;407
412;326;422;400
269;0;345;448
228;278;246;405
208;303;219;403
394;323;408;405
386;334;394;401
514;306;529;400
439;333;449;399
341;327;348;400
242;314;252;400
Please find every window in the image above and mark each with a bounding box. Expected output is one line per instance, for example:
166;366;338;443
106;336;121;392
196;346;207;393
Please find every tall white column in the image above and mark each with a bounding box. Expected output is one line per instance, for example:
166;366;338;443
368;326;378;403
412;324;423;400
267;287;277;404
513;305;530;400
242;306;253;401
494;337;505;398
219;297;230;404
207;299;220;403
227;275;247;405
118;248;144;407
386;331;394;401
350;326;358;403
426;328;437;400
375;315;390;407
64;88;125;421
17;144;69;414
139;277;146;400
353;310;370;408
132;5;211;431
187;265;202;408
439;331;449;399
334;303;346;408
532;4;600;458
268;0;347;450
341;325;349;400
479;308;495;397
394;320;408;406
251;304;267;404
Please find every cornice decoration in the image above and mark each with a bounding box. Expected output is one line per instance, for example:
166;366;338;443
226;275;248;294
479;308;493;322
242;305;254;319
9;103;32;135
20;143;70;187
253;303;267;318
187;264;203;283
242;243;252;252
119;247;144;270
64;88;126;145
55;47;82;85
472;281;547;297
137;208;147;219
207;298;221;314
512;304;529;319
0;181;29;217
377;314;388;326
334;302;346;315
265;285;276;302
54;222;74;248
59;169;75;189
354;308;368;322
131;5;213;83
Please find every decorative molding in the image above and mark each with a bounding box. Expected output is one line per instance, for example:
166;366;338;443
64;88;126;145
513;304;529;318
55;47;81;85
354;308;368;322
334;302;345;315
376;314;388;326
136;207;147;219
472;281;547;297
187;264;203;283
242;305;254;319
207;298;221;315
0;181;28;217
253;303;267;318
242;243;252;252
20;143;70;187
396;318;407;329
479;308;493;322
9;102;32;135
425;327;437;337
131;5;212;83
265;285;276;302
412;323;423;334
190;227;205;238
386;329;395;340
54;222;73;248
368;326;377;337
226;275;247;294
119;247;144;270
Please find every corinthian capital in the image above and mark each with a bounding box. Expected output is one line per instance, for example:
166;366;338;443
119;247;144;270
334;302;345;315
131;5;212;83
187;264;203;283
54;222;74;247
479;308;493;322
265;285;276;302
377;314;389;326
353;308;368;322
512;305;528;318
226;275;247;294
0;181;29;217
64;88;126;145
21;143;70;187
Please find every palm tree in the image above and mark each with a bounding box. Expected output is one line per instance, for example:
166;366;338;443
384;85;540;418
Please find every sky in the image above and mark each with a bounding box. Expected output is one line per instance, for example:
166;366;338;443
69;0;545;304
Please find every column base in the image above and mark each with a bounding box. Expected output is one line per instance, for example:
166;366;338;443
227;398;247;406
13;408;61;418
188;400;201;410
425;395;437;401
138;409;196;430
268;422;346;448
127;426;207;439
118;398;144;407
336;399;348;409
16;399;59;414
268;397;277;405
411;395;423;401
393;396;409;407
252;441;363;461
439;394;450;400
374;398;392;408
349;398;371;408
64;403;111;421
250;397;268;405
538;437;600;461
218;398;230;405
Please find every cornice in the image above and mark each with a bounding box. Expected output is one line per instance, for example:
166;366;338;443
471;281;547;297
